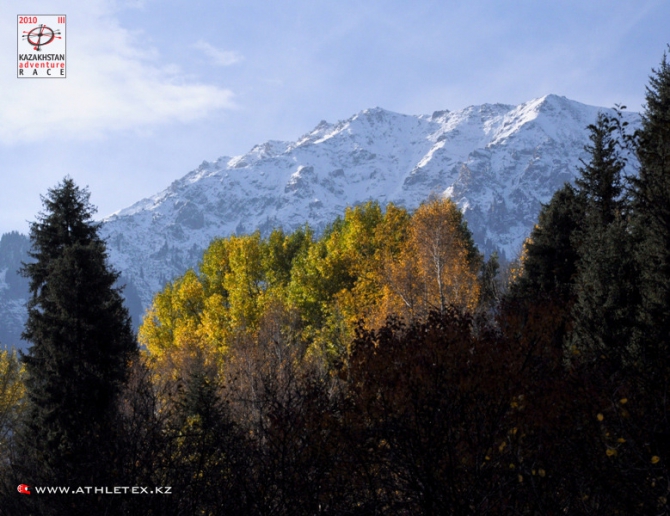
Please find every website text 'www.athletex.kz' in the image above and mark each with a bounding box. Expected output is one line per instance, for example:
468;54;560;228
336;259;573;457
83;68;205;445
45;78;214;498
27;486;171;495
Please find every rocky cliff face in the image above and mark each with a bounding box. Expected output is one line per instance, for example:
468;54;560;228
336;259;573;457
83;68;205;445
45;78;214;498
101;95;639;309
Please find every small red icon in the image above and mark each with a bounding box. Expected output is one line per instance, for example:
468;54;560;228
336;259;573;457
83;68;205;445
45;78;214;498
17;484;31;495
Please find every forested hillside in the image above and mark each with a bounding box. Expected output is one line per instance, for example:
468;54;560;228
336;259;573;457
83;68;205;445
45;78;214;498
0;52;669;515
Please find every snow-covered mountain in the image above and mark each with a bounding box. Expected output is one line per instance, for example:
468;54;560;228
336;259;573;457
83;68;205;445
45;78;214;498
1;94;640;349
100;94;639;310
0;232;31;348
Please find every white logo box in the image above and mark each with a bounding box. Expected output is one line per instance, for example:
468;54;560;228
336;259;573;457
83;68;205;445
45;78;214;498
17;15;66;78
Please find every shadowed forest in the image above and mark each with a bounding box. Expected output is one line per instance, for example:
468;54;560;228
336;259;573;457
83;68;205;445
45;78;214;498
1;53;670;515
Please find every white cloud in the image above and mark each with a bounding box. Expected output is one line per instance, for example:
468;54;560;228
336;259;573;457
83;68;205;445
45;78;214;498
0;0;235;144
192;39;243;67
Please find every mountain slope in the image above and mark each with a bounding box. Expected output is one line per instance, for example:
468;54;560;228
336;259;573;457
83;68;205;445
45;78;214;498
1;95;640;348
100;95;639;310
0;232;30;348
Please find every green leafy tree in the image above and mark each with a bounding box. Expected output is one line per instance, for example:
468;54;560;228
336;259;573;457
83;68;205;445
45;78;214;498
14;178;137;514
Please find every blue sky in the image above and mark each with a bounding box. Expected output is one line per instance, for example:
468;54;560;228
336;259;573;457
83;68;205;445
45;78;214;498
1;0;668;235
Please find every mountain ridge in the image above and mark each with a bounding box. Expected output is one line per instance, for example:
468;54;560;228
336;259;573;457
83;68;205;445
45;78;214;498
0;94;640;348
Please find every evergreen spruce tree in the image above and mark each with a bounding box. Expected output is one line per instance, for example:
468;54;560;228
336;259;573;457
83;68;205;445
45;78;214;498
478;251;501;308
15;178;137;514
574;112;626;226
504;184;585;354
569;113;639;366
632;51;670;377
511;183;585;301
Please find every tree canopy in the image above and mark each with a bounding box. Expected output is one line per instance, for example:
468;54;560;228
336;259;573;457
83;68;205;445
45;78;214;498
13;178;137;515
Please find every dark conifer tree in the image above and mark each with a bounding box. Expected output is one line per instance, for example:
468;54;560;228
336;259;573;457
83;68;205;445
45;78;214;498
13;178;137;514
478;252;501;307
627;53;670;480
505;184;585;355
574;112;626;226
569;113;639;366
512;184;585;301
632;51;670;375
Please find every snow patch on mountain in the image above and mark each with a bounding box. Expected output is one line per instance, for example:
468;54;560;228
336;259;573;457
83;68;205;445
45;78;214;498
98;95;640;313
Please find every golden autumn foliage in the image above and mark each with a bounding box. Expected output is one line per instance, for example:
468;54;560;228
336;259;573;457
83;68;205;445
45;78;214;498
376;198;481;322
0;349;25;451
139;198;484;377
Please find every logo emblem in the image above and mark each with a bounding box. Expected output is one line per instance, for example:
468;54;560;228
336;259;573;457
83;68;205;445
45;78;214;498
17;484;31;495
17;15;66;79
22;24;62;51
